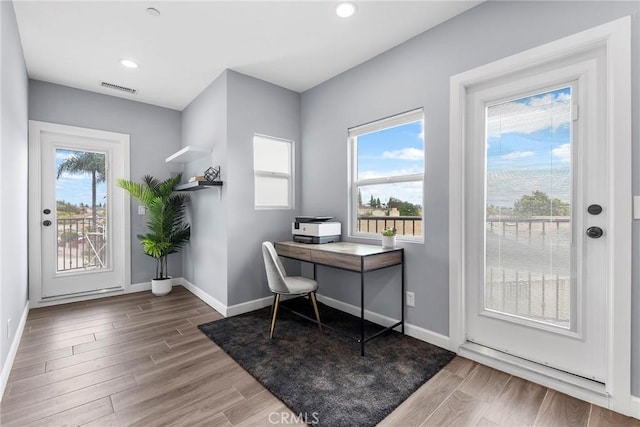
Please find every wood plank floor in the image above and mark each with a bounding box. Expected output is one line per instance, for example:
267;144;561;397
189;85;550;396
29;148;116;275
0;286;637;426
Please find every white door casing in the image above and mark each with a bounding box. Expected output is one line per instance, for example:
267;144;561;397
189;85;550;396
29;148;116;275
449;17;633;415
29;121;131;305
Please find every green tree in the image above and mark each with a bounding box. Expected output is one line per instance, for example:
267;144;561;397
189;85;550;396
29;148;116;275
56;200;83;217
387;197;421;216
486;205;501;217
513;190;570;217
57;152;105;231
357;189;363;207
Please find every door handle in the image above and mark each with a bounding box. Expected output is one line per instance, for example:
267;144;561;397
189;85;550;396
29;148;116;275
42;220;52;227
586;226;603;239
587;204;602;215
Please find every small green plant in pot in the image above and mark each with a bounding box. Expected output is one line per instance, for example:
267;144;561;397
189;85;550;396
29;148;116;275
381;227;397;248
118;174;191;296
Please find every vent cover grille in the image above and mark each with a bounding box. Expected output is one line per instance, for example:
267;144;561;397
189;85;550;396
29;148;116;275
100;81;137;94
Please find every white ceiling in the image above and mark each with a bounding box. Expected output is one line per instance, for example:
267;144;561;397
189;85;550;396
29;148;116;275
13;1;481;111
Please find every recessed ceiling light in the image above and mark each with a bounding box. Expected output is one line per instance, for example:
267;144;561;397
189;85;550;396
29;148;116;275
119;59;139;69
336;2;357;18
146;7;160;17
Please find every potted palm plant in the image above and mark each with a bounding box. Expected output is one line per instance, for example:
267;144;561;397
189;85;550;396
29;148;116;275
118;174;191;296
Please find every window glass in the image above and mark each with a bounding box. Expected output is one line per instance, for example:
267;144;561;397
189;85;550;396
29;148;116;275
350;110;424;239
253;134;293;209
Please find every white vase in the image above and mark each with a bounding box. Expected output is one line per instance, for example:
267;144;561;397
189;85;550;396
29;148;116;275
382;235;396;249
151;278;173;296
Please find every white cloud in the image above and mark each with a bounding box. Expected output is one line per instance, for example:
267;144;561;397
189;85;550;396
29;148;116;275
58;172;92;180
55;151;75;161
381;148;424;161
358;180;423;207
502;151;535;160
552;143;571;163
487;92;571;138
358;167;423;180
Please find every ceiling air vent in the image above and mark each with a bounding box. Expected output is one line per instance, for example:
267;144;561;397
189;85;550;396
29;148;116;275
100;81;137;95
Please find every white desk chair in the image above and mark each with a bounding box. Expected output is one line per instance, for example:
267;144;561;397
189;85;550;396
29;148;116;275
261;241;322;338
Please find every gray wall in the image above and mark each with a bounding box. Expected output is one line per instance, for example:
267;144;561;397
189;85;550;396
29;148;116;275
300;1;639;394
181;71;229;305
180;70;301;307
29;80;183;284
0;0;29;379
226;70;301;305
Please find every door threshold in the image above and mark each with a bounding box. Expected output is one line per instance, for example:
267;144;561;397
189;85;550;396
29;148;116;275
37;286;124;306
459;342;609;407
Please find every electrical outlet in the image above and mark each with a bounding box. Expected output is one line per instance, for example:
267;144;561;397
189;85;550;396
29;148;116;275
406;292;415;307
7;318;11;339
138;205;146;215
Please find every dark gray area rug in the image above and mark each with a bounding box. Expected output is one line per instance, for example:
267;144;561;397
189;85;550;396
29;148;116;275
198;298;455;427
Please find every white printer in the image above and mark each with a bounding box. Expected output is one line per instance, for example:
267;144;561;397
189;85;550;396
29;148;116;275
292;217;341;244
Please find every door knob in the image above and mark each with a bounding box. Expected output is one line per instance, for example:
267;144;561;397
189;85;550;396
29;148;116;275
42;220;52;226
587;204;602;215
586;226;603;239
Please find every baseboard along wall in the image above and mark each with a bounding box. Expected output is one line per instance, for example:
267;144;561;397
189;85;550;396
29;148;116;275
0;301;29;402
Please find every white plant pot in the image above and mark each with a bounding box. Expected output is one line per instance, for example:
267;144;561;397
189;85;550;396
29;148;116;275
151;278;173;296
382;235;396;249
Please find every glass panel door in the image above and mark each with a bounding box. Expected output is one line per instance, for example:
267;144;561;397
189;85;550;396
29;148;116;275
485;86;573;329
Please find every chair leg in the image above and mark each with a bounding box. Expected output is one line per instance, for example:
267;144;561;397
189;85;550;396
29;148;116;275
269;294;281;339
309;291;322;333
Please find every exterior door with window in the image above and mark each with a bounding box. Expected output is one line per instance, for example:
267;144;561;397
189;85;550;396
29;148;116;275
29;121;130;302
463;47;608;381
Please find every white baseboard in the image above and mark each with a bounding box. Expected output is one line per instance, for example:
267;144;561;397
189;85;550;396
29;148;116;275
623;396;640;420
177;278;274;318
227;296;273;317
128;281;152;293
316;294;451;350
405;323;452;351
178;278;228;317
0;301;29;402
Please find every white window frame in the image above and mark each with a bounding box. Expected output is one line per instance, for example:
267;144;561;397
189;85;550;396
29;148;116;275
253;133;294;210
349;108;424;242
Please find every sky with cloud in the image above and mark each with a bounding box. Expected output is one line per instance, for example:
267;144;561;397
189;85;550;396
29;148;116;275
56;149;107;207
486;87;572;208
356;120;424;207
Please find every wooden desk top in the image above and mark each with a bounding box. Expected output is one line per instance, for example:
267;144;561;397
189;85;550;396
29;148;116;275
275;241;403;272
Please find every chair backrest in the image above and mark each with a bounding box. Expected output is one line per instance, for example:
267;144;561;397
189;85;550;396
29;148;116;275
262;242;289;294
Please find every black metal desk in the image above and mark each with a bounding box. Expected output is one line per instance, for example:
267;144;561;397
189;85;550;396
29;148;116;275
275;241;405;356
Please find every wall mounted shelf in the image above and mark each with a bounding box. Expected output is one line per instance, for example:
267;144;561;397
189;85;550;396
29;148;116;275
174;181;223;192
166;145;211;164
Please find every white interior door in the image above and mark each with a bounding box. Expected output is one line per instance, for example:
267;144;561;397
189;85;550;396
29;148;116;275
463;46;608;382
29;121;130;302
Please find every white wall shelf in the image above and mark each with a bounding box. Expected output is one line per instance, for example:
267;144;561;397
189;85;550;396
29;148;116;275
166;145;211;164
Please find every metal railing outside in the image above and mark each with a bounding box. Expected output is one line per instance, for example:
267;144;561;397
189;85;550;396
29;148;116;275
57;217;107;272
485;217;571;326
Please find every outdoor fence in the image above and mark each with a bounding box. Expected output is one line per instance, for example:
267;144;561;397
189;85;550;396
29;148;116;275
358;214;571;326
485;216;571;327
356;216;422;236
57;217;107;272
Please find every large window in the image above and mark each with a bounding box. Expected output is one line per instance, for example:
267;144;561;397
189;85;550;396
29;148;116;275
350;109;424;239
254;134;294;209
